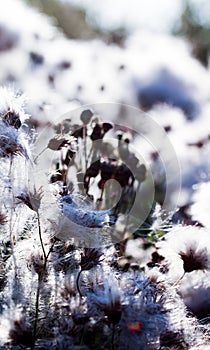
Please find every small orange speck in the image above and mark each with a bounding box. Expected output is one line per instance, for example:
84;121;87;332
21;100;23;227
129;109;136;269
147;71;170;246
127;322;143;332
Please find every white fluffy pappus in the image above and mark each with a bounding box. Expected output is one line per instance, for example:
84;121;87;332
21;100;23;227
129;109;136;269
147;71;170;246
191;181;210;229
157;225;210;280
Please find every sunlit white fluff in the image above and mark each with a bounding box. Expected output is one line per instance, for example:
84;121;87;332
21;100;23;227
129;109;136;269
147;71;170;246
191;181;210;228
157;225;210;280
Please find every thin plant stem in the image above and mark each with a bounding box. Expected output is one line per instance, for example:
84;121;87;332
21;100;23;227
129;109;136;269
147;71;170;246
87;144;93;163
173;272;186;287
83;126;88;172
32;221;56;346
34;146;48;162
111;324;115;350
33;272;42;344
76;269;83;298
37;211;47;261
33;242;56;341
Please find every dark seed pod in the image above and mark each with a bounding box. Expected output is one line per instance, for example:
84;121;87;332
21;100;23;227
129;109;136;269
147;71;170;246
29;51;44;65
90;123;103;140
99;84;105;92
164;125;172;133
58;60;72;70
72;126;84;139
80;109;93;125
116;131;123;141
48;73;55;85
102;122;113;133
118;64;125;70
106;307;122;325
80;248;103;271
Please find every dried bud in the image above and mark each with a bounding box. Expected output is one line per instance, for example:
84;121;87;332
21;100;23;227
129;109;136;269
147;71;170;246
80;109;93;125
29;51;44;65
17;187;43;212
58;60;71;70
47;135;77;151
90;123;103;141
28;251;45;274
102;122;113;133
47;135;68;150
105;301;122;325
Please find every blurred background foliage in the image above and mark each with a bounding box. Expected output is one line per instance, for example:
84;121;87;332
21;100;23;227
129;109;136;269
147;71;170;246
176;0;210;66
25;0;210;66
25;0;127;45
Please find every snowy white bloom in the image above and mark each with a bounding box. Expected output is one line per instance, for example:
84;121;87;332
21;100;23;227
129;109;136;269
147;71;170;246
191;181;210;228
179;270;210;320
157;226;210;280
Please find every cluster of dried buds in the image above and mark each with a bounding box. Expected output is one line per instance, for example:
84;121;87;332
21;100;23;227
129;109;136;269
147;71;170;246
48;109;147;222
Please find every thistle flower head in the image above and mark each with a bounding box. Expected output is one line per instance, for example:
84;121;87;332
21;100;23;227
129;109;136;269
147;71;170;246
0;87;30;158
80;248;103;271
17;187;44;212
0;125;27;157
157;225;210;276
0;87;27;124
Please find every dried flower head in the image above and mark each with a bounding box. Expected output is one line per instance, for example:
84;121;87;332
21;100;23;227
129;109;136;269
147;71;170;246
47;135;77;152
17;187;43;212
157;226;210;276
2;110;21;129
80;109;93;125
0;87;30;159
0;132;26;157
80;248;103;271
28;250;45;274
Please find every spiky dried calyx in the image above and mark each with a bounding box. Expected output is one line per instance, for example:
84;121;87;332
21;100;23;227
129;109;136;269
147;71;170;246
80;248;103;271
17;187;43;212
